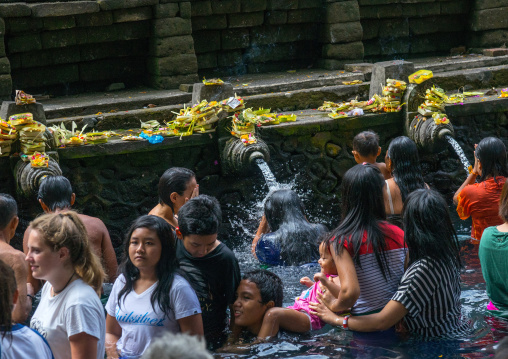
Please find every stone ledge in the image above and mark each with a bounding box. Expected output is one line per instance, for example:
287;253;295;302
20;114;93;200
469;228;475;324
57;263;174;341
98;0;158;11
0;3;31;18
56;130;216;159
29;2;100;17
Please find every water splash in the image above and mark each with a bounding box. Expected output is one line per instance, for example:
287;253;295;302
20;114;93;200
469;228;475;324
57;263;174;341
445;135;471;173
255;158;279;189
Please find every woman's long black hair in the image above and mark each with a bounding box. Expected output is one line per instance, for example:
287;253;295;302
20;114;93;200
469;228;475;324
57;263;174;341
264;189;325;265
386;136;426;202
327;164;391;278
475;137;508;183
118;215;182;317
403;189;462;269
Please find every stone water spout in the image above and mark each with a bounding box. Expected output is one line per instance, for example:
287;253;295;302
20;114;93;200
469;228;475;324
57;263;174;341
220;137;270;176
403;80;454;152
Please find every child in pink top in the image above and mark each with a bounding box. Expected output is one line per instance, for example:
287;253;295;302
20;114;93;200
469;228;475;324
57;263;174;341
257;241;341;337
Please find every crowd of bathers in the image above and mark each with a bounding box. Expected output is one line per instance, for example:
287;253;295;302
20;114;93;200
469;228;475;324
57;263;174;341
1;131;508;359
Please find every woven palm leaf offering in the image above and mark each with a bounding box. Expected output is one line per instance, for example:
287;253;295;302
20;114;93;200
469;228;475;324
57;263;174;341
220;94;245;112
0;119;17;141
85;132;108;144
418;86;447;117
15;90;36;105
8;113;35;131
381;79;406;112
0;139;11;157
172;100;222;136
499;88;508;98
432;112;450;125
202;77;224;85
19;122;47;155
29;151;49;168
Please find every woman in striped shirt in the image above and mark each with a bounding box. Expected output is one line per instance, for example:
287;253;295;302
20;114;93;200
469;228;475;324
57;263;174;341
311;189;470;338
315;163;407;317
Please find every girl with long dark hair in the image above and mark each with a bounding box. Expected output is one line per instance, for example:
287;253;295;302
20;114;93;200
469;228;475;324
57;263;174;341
384;136;427;228
315;164;406;317
454;137;508;242
105;215;202;358
252;189;327;266
311;189;469;338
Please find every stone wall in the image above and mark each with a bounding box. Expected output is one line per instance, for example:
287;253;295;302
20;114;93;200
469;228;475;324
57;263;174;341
191;0;323;76
469;0;508;52
0;0;198;96
360;0;471;59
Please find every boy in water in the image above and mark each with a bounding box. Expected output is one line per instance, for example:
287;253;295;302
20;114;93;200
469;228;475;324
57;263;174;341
352;130;391;179
176;195;241;349
232;270;283;340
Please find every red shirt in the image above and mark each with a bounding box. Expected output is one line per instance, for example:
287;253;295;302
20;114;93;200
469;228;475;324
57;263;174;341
456;177;507;241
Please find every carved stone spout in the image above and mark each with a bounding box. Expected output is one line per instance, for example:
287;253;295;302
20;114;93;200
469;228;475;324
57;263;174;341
220;137;270;176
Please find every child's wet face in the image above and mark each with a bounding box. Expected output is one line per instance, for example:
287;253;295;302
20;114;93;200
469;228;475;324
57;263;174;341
233;280;270;334
318;242;337;275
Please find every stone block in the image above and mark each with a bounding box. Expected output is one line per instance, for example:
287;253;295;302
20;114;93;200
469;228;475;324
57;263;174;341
149;74;199;89
153;3;179;18
379;37;410;55
192;15;227;31
113;7;152;22
265;11;287;24
150;35;195;57
379;18;409;38
13;64;79;88
241;0;267;12
153;17;192;37
361;19;379;40
401;2;441;17
9;54;20;70
22;47;79;68
75;11;113;27
267;0;298;10
251;24;317;45
0;37;4;58
221;29;250;50
41;29;77;49
29;2;99;17
287;9;320;23
211;0;240;14
363;40;381;56
193;31;221;53
299;0;322;8
0;75;11;98
321;22;363;44
43;16;76;30
325;1;360;23
360;4;402;18
322;41;364;60
483;48;508;57
6;18;43;33
369;60;414;98
474;0;508;10
8;34;42;53
98;0;158;11
344;62;373;80
0;57;10;75
0;3;31;18
0;102;46;125
180;2;191;19
191;1;213;16
197;52;217;68
228;12;264;28
472;7;508;31
85;25;119;43
148;54;198;76
192;82;233;104
218;50;243;67
116;21;150;40
0;19;4;36
469;29;508;48
441;0;468;14
410;16;464;35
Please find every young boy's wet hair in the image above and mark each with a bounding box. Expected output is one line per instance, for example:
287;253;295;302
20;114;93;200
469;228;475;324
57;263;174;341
353;131;380;157
242;269;283;307
37;176;73;211
178;195;221;236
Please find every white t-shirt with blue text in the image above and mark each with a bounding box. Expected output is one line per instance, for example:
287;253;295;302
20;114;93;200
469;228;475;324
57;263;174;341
105;273;201;358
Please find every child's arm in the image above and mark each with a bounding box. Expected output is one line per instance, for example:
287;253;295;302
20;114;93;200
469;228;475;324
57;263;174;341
300;276;314;288
252;216;269;257
257;308;312;339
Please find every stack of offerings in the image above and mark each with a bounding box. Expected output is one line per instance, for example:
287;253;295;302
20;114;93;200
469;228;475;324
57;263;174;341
0;119;17;157
172;100;222;136
381;79;406;112
9;113;47;155
418;86;447;118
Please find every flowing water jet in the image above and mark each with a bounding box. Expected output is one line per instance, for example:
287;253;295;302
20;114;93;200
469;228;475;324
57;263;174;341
445;135;471;173
255;157;278;190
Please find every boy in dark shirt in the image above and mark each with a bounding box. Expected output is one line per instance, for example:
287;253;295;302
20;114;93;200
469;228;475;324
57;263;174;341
352;130;391;179
176;195;241;349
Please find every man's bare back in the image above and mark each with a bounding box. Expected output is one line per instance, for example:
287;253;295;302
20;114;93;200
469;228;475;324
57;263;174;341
23;213;118;293
0;241;30;323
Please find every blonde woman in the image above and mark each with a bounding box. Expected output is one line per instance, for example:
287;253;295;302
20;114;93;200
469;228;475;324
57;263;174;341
26;211;106;359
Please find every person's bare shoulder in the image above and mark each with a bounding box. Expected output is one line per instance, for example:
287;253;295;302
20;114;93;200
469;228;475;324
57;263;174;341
77;213;108;246
375;162;391;180
0;243;27;274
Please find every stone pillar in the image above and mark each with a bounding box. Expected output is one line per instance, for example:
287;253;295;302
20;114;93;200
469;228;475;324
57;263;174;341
318;0;364;70
148;0;199;89
0;18;12;101
469;0;508;52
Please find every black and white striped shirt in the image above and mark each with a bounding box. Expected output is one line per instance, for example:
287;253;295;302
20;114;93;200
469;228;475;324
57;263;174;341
392;258;470;338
